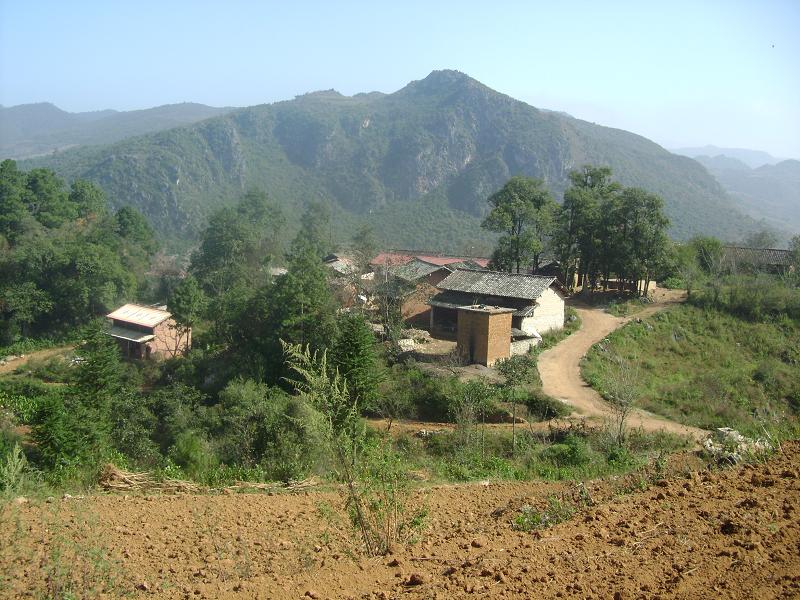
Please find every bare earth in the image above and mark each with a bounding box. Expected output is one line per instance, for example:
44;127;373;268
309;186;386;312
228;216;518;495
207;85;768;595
0;346;72;376
538;290;706;440
2;443;799;598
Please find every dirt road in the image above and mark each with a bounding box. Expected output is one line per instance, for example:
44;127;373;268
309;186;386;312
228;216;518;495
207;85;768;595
538;290;706;439
3;442;798;598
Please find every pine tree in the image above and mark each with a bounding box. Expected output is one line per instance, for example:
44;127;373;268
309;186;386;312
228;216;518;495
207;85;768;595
331;312;383;411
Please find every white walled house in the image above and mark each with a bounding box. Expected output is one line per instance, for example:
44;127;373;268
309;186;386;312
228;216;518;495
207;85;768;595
428;269;566;353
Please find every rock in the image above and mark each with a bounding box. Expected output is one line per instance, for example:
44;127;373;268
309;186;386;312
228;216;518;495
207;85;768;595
387;558;402;567
13;496;28;505
471;537;486;548
406;573;427;586
720;519;741;535
304;591;320;599
136;581;150;592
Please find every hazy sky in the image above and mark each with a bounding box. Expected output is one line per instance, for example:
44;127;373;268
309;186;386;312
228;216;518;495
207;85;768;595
2;0;798;157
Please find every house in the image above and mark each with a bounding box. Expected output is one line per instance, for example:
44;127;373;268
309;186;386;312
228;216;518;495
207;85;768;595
722;246;795;275
428;269;566;359
381;258;488;327
106;303;189;359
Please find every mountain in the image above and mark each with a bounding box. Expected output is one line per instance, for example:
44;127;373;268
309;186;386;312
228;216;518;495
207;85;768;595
19;71;760;252
695;156;800;233
672;145;784;169
0;102;236;158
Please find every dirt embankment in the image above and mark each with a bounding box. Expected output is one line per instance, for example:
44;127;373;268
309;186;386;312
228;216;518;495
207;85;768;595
3;442;799;599
538;290;705;439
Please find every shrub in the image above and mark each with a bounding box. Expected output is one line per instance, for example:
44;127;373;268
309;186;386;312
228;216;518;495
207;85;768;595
169;431;218;481
525;390;571;421
539;434;590;467
512;496;575;531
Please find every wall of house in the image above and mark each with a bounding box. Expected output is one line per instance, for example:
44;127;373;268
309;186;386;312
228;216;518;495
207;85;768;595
150;318;191;357
456;310;511;366
527;287;565;335
430;306;458;339
401;283;438;328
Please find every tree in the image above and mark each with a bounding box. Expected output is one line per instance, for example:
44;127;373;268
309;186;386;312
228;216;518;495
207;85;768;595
167;275;206;356
618;187;669;295
298;199;333;259
190;190;284;295
496;355;534;454
553;166;619;290
241;237;338;381
34;320;122;467
673;243;701;298
482;177;557;273
331;313;383;412
743;229;779;249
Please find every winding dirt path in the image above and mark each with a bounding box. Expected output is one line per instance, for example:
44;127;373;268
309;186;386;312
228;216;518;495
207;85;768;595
538;290;706;440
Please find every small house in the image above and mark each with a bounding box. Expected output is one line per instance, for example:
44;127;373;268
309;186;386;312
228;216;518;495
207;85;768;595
429;270;566;354
106;303;189;359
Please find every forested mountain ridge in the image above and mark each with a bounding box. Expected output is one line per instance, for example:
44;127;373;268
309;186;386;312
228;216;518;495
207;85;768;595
0;102;235;159
694;155;800;234
21;71;759;250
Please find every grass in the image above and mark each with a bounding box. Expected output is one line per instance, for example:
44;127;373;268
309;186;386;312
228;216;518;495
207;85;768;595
392;424;690;484
582;303;800;437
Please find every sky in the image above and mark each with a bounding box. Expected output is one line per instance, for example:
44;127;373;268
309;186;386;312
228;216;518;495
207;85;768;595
1;0;799;158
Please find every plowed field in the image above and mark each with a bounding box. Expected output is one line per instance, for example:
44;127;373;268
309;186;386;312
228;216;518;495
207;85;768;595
2;443;799;599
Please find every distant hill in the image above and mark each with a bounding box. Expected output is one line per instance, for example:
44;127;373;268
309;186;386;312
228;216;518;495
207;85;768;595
0;102;236;158
20;71;760;252
672;145;785;169
695;156;800;233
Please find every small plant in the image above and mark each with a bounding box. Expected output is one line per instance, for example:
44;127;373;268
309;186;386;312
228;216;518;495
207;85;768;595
512;495;575;531
0;443;28;494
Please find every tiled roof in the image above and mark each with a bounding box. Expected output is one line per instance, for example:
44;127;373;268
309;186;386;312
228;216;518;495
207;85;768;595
428;291;536;317
437;269;558;301
391;259;446;282
390;258;488;282
107;303;171;328
370;252;415;267
723;246;793;267
370;252;491;268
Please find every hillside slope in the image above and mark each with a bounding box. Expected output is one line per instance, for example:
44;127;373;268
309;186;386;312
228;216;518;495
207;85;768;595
695;156;800;233
22;71;757;249
0;102;235;158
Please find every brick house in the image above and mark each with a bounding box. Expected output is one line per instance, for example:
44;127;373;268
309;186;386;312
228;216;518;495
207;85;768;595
428;269;566;360
106;303;190;359
382;258;487;327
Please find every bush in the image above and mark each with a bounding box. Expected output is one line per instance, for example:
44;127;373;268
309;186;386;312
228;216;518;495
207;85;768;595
524;390;571;421
513;496;575;531
169;431;218;481
539;434;590;467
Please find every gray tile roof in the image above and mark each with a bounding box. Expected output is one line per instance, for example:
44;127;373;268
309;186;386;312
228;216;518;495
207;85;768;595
437;269;558;301
723;246;793;267
391;259;446;282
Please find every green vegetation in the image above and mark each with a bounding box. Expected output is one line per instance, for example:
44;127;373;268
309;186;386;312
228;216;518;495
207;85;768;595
583;300;799;437
0;160;157;345
482;176;557;273
552;166;670;294
21;71;758;252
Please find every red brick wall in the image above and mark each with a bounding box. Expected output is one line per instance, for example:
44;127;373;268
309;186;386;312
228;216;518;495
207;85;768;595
149;319;191;358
